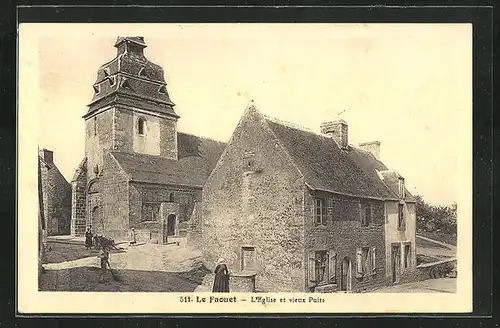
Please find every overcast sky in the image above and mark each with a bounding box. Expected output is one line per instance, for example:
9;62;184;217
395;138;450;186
25;23;471;206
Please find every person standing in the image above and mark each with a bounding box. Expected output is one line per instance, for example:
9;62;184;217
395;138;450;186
97;245;110;283
212;258;230;292
85;227;93;250
129;227;136;246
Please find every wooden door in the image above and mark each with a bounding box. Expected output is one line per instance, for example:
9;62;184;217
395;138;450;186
392;245;401;283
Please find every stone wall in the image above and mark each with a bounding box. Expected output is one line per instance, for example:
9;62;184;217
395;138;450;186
69;157;87;237
201;108;306;292
97;152;131;240
304;191;387;292
85;108;114;183
39;155;72;236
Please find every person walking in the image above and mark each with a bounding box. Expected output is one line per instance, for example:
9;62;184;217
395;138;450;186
212;258;230;292
85;227;93;250
97;245;110;283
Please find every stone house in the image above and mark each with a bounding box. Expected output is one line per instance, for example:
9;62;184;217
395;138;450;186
71;37;225;242
197;104;416;292
38;148;72;236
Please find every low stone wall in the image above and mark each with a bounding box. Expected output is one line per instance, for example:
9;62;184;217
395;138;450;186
229;271;256;292
416;259;456;280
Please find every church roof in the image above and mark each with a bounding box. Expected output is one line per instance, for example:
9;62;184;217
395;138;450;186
261;111;415;202
110;132;226;188
85;37;176;118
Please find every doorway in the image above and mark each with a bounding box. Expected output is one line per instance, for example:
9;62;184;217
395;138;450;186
167;214;176;236
391;244;401;283
340;257;352;292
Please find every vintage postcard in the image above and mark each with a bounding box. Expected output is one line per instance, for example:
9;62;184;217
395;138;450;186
18;23;472;314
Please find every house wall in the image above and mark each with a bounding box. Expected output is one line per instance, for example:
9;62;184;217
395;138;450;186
129;182;201;242
384;201;417;282
304;191;387;292
201;109;306;292
39;159;72;236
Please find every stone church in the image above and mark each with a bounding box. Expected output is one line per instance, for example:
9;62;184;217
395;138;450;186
71;37;226;243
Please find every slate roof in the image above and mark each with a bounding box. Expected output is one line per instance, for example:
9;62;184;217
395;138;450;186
264;116;415;202
85;37;176;118
110;132;226;188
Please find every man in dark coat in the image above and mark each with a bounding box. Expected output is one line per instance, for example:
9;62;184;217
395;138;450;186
212;258;230;292
85;227;93;249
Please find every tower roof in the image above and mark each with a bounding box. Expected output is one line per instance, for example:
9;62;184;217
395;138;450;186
85;37;177;119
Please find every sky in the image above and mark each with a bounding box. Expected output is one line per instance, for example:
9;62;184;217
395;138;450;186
24;23;472;206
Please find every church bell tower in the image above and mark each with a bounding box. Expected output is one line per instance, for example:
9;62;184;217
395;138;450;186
83;37;180;180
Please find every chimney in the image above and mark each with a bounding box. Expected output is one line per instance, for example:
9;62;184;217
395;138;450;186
39;148;54;164
320;120;348;149
359;141;381;160
114;37;147;56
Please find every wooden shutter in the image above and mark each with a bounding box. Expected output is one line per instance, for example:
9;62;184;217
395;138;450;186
356;248;363;278
327;198;334;222
358;202;363;222
308;251;316;287
371;246;377;273
329;250;337;284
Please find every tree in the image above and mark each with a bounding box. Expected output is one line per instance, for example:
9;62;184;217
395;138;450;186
415;195;457;234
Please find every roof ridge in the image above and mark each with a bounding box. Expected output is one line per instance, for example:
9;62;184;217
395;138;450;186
177;131;227;144
263;115;318;135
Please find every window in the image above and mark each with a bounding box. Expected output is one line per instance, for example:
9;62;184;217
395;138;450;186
241;247;256;271
243;151;255;172
398;204;405;230
361;202;372;227
138;118;145;135
93;117;97;136
142;202;160;222
139;66;147;77
158;85;167;94
314;250;328;284
356;247;375;277
308;250;337;286
109;75;116;86
314;198;326;225
168;192;175;202
93;84;100;94
398;177;405;198
404;244;411;269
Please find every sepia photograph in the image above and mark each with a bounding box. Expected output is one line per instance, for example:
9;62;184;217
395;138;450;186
18;22;472;313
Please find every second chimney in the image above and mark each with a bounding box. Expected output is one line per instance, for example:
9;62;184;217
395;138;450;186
359;141;381;160
321;120;348;149
39;148;54;164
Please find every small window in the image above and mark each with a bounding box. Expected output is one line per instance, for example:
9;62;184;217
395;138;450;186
243;151;256;172
93;117;97;136
158;85;167;94
314;250;328;284
314;198;326;225
142;202;160;222
138;118;145;135
109;75;116;86
356;247;373;277
139;66;147;77
398;177;405;198
168;192;175;202
241;246;256;271
361;202;372;227
93;84;100;94
398;204;405;230
404;244;411;269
